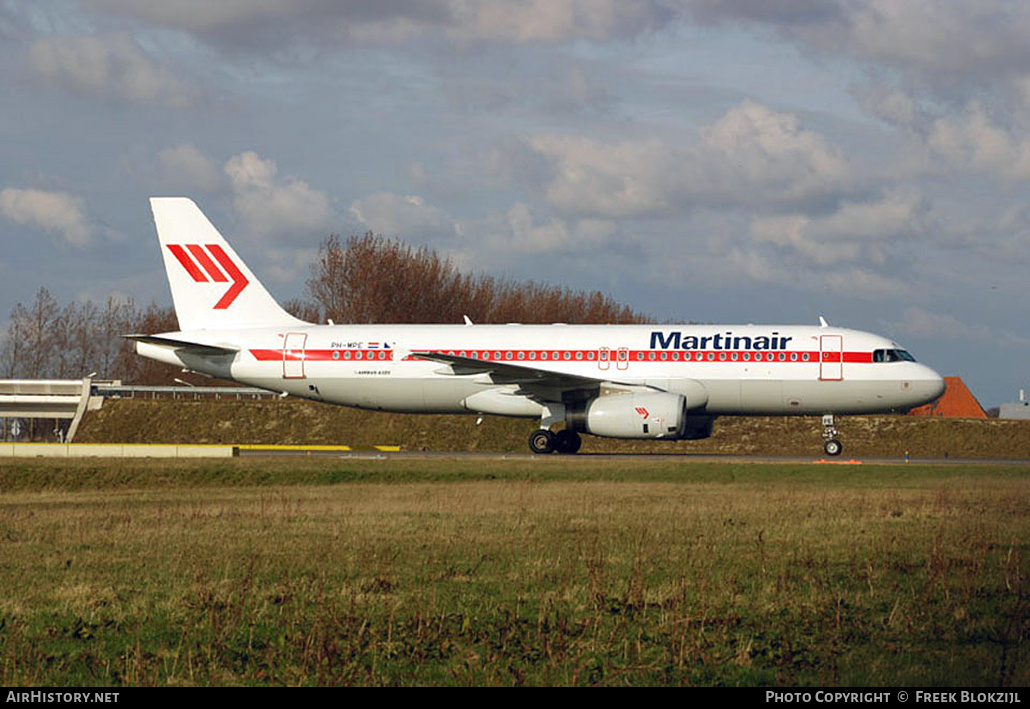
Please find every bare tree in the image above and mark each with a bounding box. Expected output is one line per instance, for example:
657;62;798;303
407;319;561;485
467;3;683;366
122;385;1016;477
0;292;182;384
4;287;62;378
110;300;181;384
0;302;30;378
307;232;649;325
52;300;97;378
283;298;321;324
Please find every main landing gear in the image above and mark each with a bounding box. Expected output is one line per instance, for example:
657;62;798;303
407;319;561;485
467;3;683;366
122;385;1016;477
528;429;582;455
822;414;843;456
529;403;581;454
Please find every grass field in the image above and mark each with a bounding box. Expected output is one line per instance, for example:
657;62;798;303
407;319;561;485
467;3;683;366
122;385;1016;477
0;457;1027;686
77;398;1030;458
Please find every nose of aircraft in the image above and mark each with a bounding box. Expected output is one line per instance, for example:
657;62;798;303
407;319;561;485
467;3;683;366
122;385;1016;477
912;365;946;406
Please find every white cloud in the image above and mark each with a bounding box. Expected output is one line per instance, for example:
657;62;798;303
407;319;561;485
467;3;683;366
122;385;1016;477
831;2;1030;89
687;1;1030;94
350;192;455;239
475;203;618;257
853;84;921;129
750;189;928;266
442;0;663;44
889;306;1030;350
526;134;672;217
927;102;1030;180
699;100;848;202
158;144;223;192
680;189;932;297
722;245;909;297
406;162;429;186
523;100;852;218
97;0;667;47
348;193;618;263
223;151;332;240
90;1;298;33
29;34;199;107
893;306;991;340
497;202;570;252
0;188;91;247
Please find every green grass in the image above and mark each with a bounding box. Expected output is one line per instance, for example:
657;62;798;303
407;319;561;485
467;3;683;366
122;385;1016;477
0;458;1027;686
76;398;1030;459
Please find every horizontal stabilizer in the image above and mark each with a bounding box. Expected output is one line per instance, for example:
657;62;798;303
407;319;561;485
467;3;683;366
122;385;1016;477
124;333;239;355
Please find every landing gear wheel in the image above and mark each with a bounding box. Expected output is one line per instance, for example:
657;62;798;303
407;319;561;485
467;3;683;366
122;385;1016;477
528;429;556;454
821;414;843;457
554;430;582;455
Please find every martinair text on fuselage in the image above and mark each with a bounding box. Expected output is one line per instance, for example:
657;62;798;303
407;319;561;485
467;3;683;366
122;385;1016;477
650;330;792;351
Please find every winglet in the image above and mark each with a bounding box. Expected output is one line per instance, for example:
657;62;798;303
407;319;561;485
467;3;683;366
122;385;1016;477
819;316;830;328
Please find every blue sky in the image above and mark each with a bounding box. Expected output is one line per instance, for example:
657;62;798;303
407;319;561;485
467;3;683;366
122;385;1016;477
1;1;1028;406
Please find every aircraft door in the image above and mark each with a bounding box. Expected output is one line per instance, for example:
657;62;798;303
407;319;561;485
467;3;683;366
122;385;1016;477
283;332;307;379
616;347;629;371
819;334;843;381
598;347;611;371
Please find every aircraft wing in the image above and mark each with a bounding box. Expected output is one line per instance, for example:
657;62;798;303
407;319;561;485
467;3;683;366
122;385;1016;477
410;350;614;401
123;334;239;356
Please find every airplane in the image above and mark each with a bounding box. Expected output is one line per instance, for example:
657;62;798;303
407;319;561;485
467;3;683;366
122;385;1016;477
130;197;946;456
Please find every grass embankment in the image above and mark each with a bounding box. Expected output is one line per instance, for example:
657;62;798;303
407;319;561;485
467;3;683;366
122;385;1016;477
76;398;1030;458
0;458;1027;686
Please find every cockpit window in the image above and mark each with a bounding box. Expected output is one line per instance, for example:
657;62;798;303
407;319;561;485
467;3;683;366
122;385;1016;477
873;348;916;363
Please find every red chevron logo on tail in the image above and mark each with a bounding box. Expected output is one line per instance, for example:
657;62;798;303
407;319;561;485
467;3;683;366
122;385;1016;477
166;243;249;309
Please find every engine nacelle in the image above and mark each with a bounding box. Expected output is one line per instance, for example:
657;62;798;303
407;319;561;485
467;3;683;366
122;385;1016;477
680;414;715;440
568;392;689;439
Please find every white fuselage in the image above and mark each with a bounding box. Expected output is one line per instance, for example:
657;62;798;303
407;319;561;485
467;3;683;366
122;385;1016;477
137;323;946;417
135;197;948;455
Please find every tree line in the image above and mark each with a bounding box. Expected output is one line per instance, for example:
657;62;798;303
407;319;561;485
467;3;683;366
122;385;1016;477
1;232;649;383
306;232;646;326
0;287;181;383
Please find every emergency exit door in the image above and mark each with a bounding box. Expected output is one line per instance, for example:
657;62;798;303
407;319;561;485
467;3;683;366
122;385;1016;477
283;332;307;379
819;334;843;381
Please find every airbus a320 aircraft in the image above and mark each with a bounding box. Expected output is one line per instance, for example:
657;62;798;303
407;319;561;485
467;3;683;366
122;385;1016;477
130;198;945;456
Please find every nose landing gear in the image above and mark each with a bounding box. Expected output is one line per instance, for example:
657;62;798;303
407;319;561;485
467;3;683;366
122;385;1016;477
822;414;843;456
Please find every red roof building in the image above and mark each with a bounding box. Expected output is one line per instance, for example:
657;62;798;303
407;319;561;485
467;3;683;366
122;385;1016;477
908;376;986;418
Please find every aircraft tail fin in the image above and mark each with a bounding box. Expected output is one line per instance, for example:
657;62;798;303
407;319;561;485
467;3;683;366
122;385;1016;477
150;197;306;331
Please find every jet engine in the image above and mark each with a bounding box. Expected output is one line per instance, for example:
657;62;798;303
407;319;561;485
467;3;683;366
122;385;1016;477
568;391;691;439
679;414;715;440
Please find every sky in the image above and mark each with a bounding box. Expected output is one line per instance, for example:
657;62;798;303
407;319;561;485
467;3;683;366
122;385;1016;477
0;0;1028;407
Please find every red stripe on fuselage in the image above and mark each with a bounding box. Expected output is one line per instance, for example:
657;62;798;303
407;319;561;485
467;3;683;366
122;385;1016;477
248;348;875;365
250;349;394;362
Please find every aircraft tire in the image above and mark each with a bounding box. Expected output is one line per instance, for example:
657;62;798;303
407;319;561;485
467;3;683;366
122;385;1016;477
554;430;582;455
824;439;843;456
528;429;556;454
